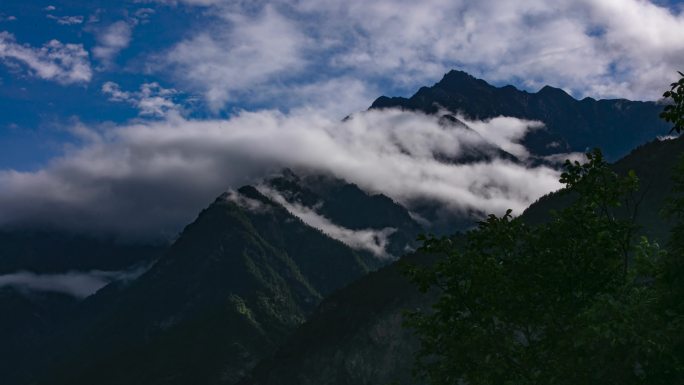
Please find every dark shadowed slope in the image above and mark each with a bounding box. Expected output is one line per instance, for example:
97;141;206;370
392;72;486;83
0;288;78;385
0;231;165;385
372;70;669;160
523;136;684;242
0;230;164;274
240;251;439;385
39;187;368;385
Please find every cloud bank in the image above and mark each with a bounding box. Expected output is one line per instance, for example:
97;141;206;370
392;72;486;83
0;108;561;239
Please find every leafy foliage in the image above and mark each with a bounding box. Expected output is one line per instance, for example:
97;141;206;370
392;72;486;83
661;71;684;134
405;150;679;385
651;155;684;380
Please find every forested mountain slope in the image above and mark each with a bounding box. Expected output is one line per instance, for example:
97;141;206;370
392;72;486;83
243;136;684;385
12;175;422;385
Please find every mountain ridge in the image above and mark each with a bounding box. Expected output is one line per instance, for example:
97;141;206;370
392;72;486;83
371;70;670;160
14;173;423;385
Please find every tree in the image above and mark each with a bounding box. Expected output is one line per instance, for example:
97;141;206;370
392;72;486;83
661;71;684;134
405;73;684;385
654;72;684;379
405;150;666;385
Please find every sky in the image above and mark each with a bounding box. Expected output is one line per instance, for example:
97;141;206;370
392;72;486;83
0;0;684;240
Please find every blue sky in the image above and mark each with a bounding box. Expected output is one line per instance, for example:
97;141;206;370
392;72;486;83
0;0;683;237
0;1;193;169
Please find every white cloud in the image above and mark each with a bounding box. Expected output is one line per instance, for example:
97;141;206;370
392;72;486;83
148;0;684;113
44;5;57;11
163;5;307;111
467;117;544;159
249;76;379;120
259;186;398;259
293;0;684;100
47;14;85;25
93;21;133;64
0;32;91;84
102;81;180;117
134;8;156;22
87;9;103;24
658;135;679;141
0;109;561;239
222;189;271;213
0;266;148;298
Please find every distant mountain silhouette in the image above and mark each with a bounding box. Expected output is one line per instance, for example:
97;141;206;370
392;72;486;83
372;70;670;160
0;231;165;385
0;230;164;275
0;288;78;385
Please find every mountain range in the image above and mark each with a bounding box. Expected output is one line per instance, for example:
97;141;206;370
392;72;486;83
241;134;684;385
0;70;677;385
372;70;670;160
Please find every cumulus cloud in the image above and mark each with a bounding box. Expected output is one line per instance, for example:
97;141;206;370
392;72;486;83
0;14;17;22
298;0;684;100
0;32;91;84
150;0;684;114
134;8;156;23
0;108;561;239
249;77;379;120
0;266;148;298
93;21;133;64
102;81;180;117
258;186;397;259
47;14;85;25
162;5;308;111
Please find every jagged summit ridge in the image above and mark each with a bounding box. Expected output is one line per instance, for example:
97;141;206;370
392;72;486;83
371;69;669;160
